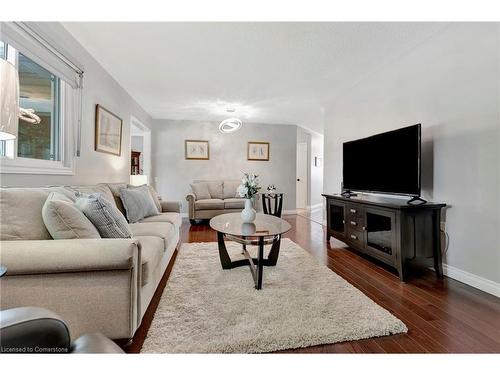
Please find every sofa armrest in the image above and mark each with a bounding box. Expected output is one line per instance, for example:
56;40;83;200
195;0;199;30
0;239;140;276
160;200;181;213
186;193;196;220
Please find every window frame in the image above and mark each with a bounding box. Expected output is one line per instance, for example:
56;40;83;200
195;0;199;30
0;42;77;175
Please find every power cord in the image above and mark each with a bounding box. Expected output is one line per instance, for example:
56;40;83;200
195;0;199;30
441;229;450;255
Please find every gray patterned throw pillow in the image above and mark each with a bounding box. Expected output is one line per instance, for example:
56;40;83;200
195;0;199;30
75;193;132;238
119;185;160;223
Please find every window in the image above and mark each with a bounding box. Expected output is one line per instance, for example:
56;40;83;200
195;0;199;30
0;22;83;175
0;40;5;59
1;43;62;161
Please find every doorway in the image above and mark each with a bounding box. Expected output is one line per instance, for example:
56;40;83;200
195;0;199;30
130;116;151;183
296;142;308;209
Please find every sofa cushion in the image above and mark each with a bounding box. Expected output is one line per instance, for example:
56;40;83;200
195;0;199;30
119;185;160;223
146;185;162;212
75;194;132;238
206;181;223;199
129;222;175;250
190;182;211;200
42;192;101;240
109;183;162;214
224;198;246;209
135;235;164;287
195;199;224;210
68;184;117;208
139;212;182;231
106;183;128;214
223;180;241;199
0;187;73;241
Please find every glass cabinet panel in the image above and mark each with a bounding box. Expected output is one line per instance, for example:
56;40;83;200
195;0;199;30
366;211;394;255
329;203;345;235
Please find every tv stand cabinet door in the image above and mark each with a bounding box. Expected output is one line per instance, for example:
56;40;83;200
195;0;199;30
364;207;399;267
326;199;347;241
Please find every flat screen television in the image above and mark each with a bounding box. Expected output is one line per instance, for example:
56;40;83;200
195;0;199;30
343;124;421;196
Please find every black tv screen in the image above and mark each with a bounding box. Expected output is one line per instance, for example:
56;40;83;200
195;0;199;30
343;124;421;196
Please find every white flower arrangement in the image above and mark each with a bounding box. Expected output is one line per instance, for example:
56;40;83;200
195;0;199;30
267;184;276;192
237;173;261;199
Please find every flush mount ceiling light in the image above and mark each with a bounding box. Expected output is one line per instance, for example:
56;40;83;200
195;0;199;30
219;118;242;133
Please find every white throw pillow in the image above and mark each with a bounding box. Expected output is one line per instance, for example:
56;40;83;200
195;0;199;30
42;192;101;239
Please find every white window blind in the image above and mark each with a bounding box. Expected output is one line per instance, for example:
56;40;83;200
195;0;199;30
0;22;84;158
0;22;83;88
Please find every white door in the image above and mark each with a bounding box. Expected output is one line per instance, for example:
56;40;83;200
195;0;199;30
296;142;308;209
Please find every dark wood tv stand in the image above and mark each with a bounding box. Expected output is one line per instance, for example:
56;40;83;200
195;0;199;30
322;193;446;281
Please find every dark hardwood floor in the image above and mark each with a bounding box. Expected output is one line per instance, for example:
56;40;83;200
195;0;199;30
126;214;500;354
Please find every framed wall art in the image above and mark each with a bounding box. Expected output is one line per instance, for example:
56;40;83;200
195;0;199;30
247;141;270;161
185;140;210;160
95;104;123;156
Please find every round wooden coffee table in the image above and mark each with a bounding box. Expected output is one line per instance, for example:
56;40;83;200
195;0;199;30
209;213;291;289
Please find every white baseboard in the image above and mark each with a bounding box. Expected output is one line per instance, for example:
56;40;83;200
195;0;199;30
442;263;500;298
182;210;299;218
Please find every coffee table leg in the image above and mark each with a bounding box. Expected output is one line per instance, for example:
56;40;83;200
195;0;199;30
266;235;281;266
256;236;264;289
217;231;233;269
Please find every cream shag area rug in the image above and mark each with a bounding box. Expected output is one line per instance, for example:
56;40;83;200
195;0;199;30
141;239;407;353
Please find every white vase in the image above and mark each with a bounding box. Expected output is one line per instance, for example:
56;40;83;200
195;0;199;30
241;198;256;223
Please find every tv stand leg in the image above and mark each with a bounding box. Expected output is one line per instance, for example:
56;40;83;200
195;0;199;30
396;260;406;282
432;210;444;278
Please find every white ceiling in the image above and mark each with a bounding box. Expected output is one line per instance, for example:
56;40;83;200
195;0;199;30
63;22;448;134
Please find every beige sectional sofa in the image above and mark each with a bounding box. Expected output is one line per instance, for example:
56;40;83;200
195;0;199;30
0;183;181;341
186;179;256;222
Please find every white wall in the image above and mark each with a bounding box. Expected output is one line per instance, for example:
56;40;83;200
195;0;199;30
324;23;500;288
151;120;297;213
0;22;152;187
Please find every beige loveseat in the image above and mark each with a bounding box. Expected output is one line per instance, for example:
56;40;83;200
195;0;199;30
186;180;257;223
0;183;181;341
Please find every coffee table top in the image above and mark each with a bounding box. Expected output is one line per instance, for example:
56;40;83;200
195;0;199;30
210;213;291;237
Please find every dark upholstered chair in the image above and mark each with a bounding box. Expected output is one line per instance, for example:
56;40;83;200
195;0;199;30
0;307;124;353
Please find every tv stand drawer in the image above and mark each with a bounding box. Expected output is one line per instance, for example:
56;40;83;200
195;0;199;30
346;229;364;247
346;204;364;221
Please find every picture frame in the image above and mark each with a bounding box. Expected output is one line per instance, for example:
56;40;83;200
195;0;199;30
247;141;270;161
185;140;210;160
95;104;123;156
